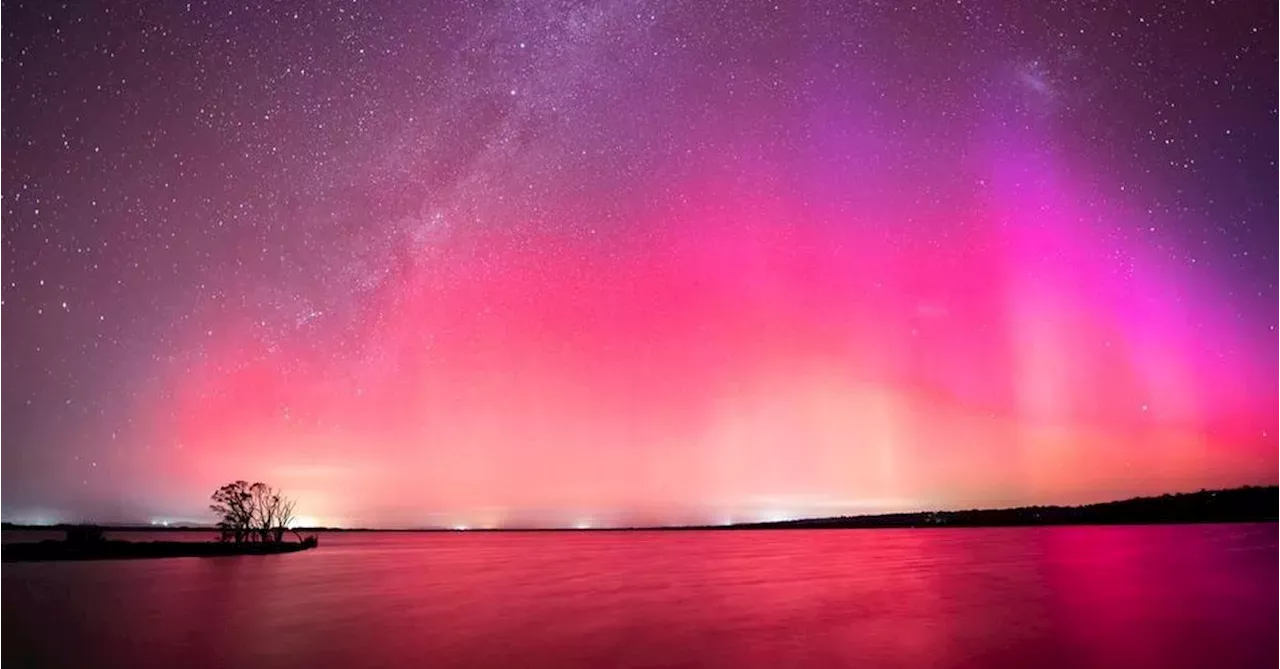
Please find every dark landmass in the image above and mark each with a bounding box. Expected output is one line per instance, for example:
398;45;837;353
3;486;1274;535
714;485;1278;530
2;529;319;563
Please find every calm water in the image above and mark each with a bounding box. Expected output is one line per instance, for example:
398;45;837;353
3;524;1276;669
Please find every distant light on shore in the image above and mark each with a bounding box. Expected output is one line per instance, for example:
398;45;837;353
760;510;795;523
7;511;59;526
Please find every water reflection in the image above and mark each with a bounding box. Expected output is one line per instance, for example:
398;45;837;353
4;524;1276;668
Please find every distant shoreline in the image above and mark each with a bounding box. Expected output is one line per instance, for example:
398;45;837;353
4;486;1274;533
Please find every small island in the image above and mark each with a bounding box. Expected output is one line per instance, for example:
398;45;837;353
3;481;319;563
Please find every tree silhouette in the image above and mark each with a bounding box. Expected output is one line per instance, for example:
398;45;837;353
211;481;300;544
275;497;297;542
210;481;254;544
250;483;275;543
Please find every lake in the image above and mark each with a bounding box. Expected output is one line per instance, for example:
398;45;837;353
3;524;1276;668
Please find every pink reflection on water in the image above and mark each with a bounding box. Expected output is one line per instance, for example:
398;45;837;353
4;525;1277;669
1040;525;1279;669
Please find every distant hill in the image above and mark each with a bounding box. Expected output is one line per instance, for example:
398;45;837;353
718;486;1278;530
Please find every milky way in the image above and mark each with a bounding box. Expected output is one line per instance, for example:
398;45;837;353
3;0;1276;527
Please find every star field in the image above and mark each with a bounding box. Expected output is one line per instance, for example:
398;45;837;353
3;0;1275;527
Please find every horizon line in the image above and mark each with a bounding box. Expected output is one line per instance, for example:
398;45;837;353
4;484;1274;532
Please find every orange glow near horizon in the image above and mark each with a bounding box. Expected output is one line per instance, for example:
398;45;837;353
112;164;1277;529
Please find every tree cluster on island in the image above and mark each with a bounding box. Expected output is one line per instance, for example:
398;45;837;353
210;481;300;544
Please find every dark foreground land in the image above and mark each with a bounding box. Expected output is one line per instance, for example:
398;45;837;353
2;536;319;563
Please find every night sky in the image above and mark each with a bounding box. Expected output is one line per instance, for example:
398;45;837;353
3;0;1276;528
